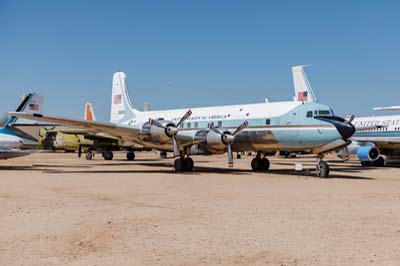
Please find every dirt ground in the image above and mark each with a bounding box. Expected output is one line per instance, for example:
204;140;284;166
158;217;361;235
0;152;400;266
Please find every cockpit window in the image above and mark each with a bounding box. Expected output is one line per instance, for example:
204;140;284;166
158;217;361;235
318;110;331;116
306;111;313;118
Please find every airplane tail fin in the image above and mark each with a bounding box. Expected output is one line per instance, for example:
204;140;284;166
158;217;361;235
7;93;44;126
5;93;46;144
292;65;317;103
84;102;96;121
111;71;140;124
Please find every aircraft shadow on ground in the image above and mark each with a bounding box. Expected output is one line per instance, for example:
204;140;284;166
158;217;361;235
32;161;374;180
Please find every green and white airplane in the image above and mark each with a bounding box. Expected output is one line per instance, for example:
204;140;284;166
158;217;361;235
11;71;355;177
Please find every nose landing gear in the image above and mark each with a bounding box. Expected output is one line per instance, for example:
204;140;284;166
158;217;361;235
316;156;330;178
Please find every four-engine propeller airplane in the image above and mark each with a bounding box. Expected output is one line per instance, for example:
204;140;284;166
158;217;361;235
10;71;355;177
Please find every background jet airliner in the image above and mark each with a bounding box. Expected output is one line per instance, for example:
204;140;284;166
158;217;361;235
11;71;355;177
0;93;44;159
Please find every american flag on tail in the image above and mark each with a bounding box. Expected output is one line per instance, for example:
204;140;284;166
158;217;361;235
297;91;308;102
29;103;39;111
114;94;122;104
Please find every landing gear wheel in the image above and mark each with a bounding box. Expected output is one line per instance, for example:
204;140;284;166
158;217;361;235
251;158;260;171
86;151;93;160
317;161;330;178
237;153;241;159
174;157;194;172
251;158;270;171
373;156;385;167
103;151;114;161
260;158;270;171
126;151;135;161
174;159;184;172
183;157;194;171
160;151;167;159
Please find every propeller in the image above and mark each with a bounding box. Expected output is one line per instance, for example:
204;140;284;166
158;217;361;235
149;109;192;159
348;114;355;124
209;121;248;167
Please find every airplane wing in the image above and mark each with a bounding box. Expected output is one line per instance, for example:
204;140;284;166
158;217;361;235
8;112;141;143
352;136;400;146
373;106;400;111
0;149;31;159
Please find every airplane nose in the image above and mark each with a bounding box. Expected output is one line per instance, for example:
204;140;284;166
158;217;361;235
314;116;356;139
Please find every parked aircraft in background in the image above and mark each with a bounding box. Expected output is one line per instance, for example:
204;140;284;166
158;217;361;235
0;93;44;159
11;70;355;177
39;103;144;160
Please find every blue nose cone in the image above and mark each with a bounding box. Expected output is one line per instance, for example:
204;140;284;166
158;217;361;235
314;116;355;139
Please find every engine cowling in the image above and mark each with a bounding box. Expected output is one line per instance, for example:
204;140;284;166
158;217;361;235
206;130;234;150
150;120;176;143
357;146;380;162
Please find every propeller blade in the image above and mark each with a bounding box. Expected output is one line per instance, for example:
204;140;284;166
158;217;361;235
232;121;249;136
227;143;233;168
172;135;181;159
348;114;355;123
149;118;166;129
176;109;192;128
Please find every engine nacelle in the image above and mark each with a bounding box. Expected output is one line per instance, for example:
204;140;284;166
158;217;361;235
357;146;380;162
206;130;233;150
139;120;176;144
151;120;176;143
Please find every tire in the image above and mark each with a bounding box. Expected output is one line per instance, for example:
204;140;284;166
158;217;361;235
251;158;260;171
318;161;330;178
160;151;167;159
183;157;194;171
86;152;93;160
103;151;113;161
126;151;135;161
174;159;184;172
261;158;270;171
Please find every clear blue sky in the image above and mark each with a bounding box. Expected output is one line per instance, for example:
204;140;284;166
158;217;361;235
1;0;399;120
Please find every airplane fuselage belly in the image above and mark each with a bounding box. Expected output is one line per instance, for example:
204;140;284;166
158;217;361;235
134;126;339;153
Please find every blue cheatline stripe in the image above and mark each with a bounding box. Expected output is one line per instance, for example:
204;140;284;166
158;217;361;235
355;131;400;137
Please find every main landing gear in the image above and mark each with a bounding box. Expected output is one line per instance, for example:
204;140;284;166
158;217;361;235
174;156;194;172
126;151;136;161
85;148;95;160
251;152;270;171
316;155;330;178
102;150;114;161
160;151;168;159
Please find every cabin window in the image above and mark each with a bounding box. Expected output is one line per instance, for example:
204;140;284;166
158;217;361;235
218;121;222;128
194;122;198;128
318;110;331;116
187;122;191;128
265;119;271;125
306;111;313;118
